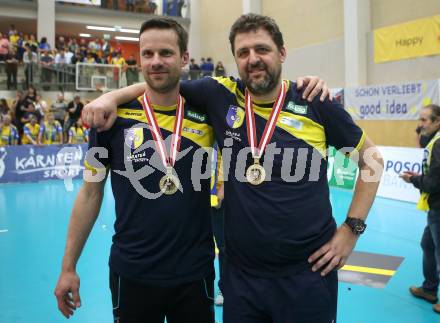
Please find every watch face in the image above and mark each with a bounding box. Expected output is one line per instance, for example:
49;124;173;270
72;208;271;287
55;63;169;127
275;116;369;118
355;224;364;233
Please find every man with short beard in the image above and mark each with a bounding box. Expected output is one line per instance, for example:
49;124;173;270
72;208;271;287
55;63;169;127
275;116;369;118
81;15;348;323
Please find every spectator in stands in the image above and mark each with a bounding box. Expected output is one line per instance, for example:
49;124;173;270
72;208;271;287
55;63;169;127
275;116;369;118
8;25;18;39
23;44;38;88
0;114;19;146
25;85;37;103
68;38;78;54
38;112;63;145
71;49;84;65
51;92;68;127
214;61;226;77
201;57;214;77
39;36;51;53
189;58;201;80
40;49;54;90
112;51;125;66
25;34;38;52
35;94;48;117
64;95;84;141
112;51;126;83
68;118;88;144
0;99;10;121
25;101;41;123
5;47;19;90
56;36;67;51
21;113;40;145
84;52;96;64
102;39;111;58
126;0;135;11
55;48;69;83
9;30;19;47
0;32;9;62
125;54;139;86
79;39;88;57
11;90;29;138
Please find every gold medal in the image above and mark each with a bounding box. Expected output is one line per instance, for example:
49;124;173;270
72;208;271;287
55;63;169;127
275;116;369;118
141;93;184;196
245;81;287;186
246;158;266;185
159;167;180;195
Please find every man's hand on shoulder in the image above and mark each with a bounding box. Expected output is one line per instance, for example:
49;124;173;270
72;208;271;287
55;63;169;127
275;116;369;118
296;76;332;102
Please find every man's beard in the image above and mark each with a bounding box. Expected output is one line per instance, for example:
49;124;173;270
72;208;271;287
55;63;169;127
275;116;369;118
242;61;281;96
144;68;180;94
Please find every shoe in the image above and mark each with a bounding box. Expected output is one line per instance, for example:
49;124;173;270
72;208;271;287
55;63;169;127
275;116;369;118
434;303;440;314
409;286;438;304
214;290;224;306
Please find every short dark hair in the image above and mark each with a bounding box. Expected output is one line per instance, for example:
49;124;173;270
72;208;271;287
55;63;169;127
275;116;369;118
229;14;284;54
424;104;440;122
139;17;188;55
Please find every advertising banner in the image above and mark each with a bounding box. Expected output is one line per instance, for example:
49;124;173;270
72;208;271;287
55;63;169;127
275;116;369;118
376;146;424;203
344;80;439;120
0;144;87;184
374;15;440;63
327;147;358;190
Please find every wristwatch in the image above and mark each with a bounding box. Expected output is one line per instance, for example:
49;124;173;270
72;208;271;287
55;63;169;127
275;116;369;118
344;217;367;235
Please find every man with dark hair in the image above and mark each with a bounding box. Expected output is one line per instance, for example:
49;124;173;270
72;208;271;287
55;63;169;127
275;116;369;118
400;104;440;315
81;15;349;323
55;17;216;323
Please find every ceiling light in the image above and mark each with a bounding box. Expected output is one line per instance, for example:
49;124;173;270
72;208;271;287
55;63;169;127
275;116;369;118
86;25;116;32
79;33;92;38
115;36;139;42
86;25;139;34
119;28;139;34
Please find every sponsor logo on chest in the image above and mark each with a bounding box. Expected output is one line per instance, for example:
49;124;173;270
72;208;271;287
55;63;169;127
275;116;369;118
286;101;308;115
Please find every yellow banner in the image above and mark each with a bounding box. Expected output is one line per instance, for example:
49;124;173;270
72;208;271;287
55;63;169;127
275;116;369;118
374;15;440;63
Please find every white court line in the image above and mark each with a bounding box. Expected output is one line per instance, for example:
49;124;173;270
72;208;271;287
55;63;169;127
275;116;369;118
0;229;9;233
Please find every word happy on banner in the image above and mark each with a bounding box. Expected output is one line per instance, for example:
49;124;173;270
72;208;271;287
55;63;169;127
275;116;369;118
343;80;439;120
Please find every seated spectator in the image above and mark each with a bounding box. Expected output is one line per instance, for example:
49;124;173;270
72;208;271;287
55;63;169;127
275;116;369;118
26;85;38;103
24;102;42;123
68;118;88;144
35;94;48;116
22;113;40;145
0;114;19;146
51;92;68;127
215;61;226;77
0;98;11;122
39;112;63;145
